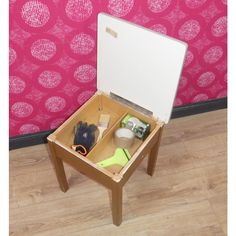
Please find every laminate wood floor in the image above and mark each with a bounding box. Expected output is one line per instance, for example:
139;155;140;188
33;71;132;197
9;109;227;236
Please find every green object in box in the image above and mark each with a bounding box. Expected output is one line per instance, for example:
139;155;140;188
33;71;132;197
121;114;150;140
97;148;131;168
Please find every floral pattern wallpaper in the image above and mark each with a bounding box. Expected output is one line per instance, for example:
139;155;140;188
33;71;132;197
9;0;227;136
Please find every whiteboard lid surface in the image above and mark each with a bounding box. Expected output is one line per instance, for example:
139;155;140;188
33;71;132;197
97;13;187;123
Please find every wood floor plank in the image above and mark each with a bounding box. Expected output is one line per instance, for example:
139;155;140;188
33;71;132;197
125;168;209;218
209;193;227;231
10;144;52;177
78;200;224;236
156;141;195;176
161;110;226;146
10;181;134;235
199;162;227;199
9;109;227;235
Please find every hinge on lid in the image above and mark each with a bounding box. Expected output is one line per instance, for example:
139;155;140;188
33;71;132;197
110;92;153;117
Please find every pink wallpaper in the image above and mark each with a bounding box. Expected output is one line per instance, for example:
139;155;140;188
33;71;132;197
9;0;227;137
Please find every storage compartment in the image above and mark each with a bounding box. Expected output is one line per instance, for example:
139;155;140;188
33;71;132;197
55;93;127;148
54;92;157;174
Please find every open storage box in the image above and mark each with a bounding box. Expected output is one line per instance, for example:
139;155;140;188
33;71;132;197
49;92;161;175
47;13;187;226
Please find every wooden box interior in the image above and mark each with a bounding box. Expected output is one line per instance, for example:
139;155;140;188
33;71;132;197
55;93;158;174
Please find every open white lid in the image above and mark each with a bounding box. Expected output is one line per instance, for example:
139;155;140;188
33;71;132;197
97;13;187;123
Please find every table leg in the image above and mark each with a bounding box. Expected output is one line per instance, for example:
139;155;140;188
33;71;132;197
111;184;123;226
48;141;69;192
147;126;164;176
